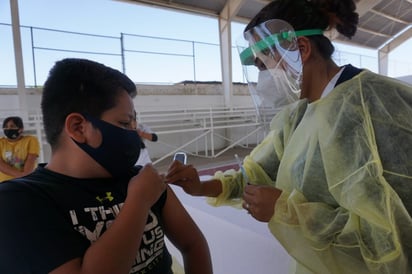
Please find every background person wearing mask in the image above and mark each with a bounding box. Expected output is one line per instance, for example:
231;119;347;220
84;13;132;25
167;0;412;273
136;123;158;166
0;116;40;182
132;113;159;167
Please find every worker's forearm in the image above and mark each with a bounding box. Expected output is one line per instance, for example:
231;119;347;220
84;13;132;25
200;179;222;197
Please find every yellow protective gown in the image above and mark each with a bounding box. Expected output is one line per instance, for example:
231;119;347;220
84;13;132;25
209;70;412;274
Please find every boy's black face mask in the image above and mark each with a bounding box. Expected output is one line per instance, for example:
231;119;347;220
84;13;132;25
4;129;20;140
73;115;142;178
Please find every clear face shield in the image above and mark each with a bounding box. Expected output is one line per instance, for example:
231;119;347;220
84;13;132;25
237;19;323;126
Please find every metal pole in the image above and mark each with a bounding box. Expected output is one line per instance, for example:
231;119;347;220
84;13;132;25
120;33;126;74
10;0;27;113
192;41;196;82
30;27;37;87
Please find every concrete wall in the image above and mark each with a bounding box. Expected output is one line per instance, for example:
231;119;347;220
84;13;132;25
397;75;412;85
134;82;253;110
0;83;260;164
0;82;254;111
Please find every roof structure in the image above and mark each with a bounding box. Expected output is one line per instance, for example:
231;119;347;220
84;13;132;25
7;0;411;110
124;0;412;51
118;0;412;105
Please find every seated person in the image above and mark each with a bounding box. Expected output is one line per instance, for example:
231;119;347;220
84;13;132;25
0;116;40;182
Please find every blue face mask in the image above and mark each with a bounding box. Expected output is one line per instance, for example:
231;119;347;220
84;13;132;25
74;115;142;178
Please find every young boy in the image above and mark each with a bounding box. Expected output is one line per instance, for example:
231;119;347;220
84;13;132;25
0;58;212;274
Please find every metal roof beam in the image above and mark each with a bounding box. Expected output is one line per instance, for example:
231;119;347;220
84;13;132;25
356;0;382;15
358;26;391;37
121;0;220;17
379;26;412;52
370;9;409;24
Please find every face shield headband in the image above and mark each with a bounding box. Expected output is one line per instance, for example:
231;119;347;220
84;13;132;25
239;29;324;67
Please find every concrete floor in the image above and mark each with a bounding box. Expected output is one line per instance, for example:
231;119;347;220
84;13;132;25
152;145;294;273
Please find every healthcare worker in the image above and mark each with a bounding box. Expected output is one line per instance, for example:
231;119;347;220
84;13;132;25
167;0;412;273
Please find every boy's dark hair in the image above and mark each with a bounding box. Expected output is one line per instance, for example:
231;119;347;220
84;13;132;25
246;0;359;59
2;116;24;129
41;58;137;148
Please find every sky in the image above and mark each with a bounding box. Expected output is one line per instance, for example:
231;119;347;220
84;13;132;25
0;0;411;86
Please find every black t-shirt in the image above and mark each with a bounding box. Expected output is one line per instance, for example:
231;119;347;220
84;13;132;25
0;166;172;274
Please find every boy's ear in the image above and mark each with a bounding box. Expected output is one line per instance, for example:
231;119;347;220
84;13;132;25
65;113;88;142
297;36;312;63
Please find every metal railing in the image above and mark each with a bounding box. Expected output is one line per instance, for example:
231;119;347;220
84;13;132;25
0;106;267;165
136;106;266;164
3;22;410;88
0;22;227;87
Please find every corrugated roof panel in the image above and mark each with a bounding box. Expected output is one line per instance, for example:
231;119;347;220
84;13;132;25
128;0;412;50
